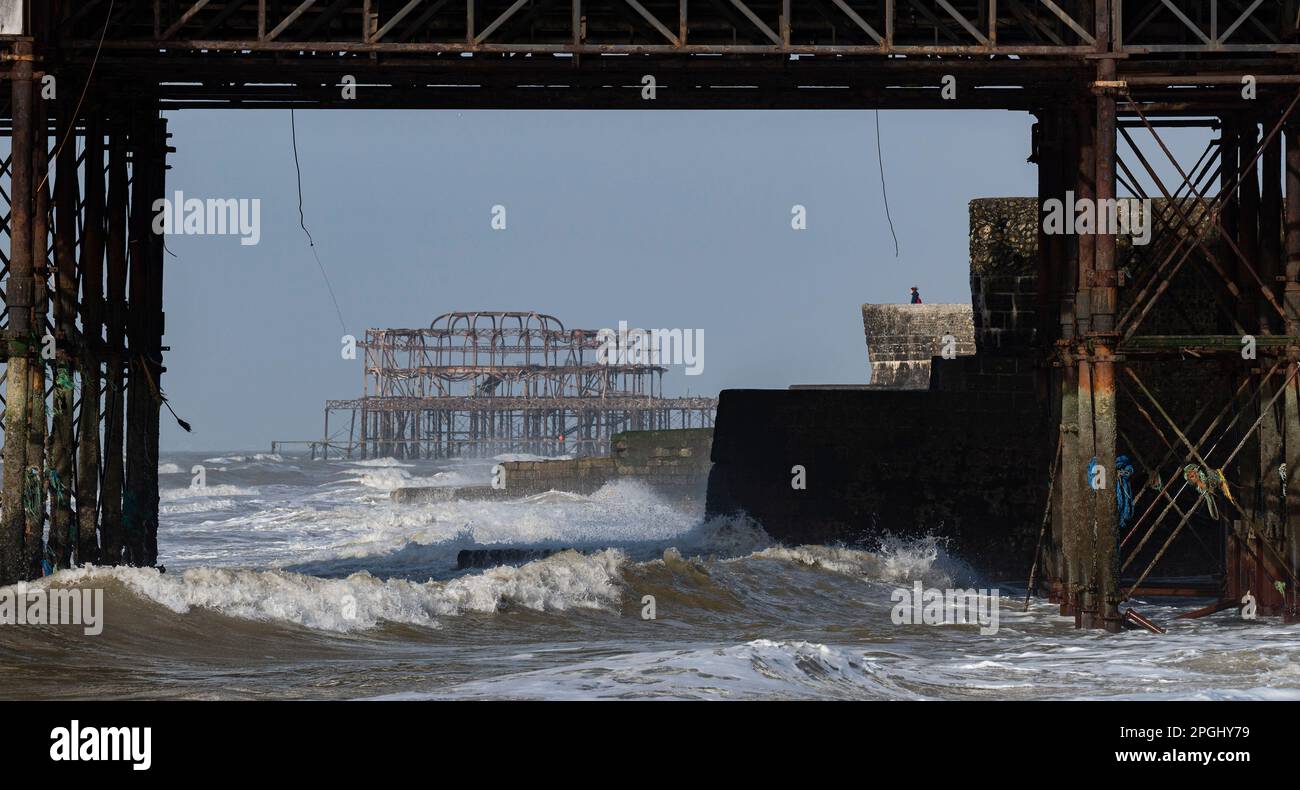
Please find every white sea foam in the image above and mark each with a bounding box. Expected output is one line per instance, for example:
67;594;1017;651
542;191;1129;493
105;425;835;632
493;453;573;463
743;534;974;588
202;453;285;464
160;484;260;501
44;549;627;632
336;466;464;492
378;639;915;700
161;499;238;514
345;457;413;468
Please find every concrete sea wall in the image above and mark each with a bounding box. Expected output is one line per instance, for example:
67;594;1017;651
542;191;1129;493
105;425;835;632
392;428;713;505
706;388;1048;575
862;303;975;388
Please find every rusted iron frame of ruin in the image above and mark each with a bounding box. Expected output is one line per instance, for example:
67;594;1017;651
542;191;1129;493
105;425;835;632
334;312;716;459
323;395;717;458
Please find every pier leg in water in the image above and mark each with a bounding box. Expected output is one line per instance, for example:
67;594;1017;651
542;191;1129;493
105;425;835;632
1;42;35;585
48;88;79;569
25;88;50;578
1090;53;1123;633
100;111;129;566
76;112;106;566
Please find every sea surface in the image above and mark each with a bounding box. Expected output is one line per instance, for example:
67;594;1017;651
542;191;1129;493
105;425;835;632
1;450;1298;700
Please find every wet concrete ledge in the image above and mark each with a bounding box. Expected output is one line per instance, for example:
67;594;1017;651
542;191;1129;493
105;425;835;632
392;428;713;505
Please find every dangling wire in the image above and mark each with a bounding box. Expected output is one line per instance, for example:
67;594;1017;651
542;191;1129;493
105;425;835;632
874;109;900;257
290;109;349;335
39;0;116;195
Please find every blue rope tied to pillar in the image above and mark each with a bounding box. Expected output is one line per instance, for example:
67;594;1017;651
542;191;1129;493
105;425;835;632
1088;455;1135;534
1116;454;1135;533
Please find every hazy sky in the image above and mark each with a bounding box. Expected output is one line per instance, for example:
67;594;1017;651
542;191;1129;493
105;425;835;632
155;108;1054;451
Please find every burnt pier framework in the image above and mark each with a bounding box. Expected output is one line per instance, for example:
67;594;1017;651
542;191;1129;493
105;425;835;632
306;311;716;459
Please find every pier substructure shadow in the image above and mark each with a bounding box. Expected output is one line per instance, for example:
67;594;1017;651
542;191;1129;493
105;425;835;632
0;21;170;584
1037;72;1300;629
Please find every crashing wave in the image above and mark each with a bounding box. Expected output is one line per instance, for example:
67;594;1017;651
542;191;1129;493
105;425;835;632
39;549;628;632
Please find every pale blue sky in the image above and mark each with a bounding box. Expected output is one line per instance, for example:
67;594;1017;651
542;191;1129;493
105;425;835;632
156;108;1202;451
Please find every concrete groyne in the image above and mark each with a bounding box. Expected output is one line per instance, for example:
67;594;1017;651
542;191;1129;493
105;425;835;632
392;428;713;505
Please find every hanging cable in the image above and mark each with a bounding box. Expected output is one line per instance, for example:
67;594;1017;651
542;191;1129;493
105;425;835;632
38;0;115;195
291;108;349;335
874;109;900;257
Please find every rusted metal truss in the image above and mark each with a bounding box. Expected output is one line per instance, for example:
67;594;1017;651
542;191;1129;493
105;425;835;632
1038;65;1300;628
21;1;1300;109
320;311;716;459
54;0;1296;54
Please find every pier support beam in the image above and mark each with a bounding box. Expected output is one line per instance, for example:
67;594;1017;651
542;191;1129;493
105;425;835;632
1259;114;1285;567
143;113;168;567
1088;52;1122;633
1;41;35;585
1056;97;1082;616
124;106;166;567
49;88;80;569
1036;104;1068;595
24;84;51;578
100;111;129;565
76;112;106;566
1065;86;1097;622
1285;120;1300;620
1054;19;1123;631
1236;119;1263;572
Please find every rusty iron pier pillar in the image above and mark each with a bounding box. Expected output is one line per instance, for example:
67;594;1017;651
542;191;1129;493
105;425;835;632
76;109;106;566
1035;103;1070;599
1259;111;1285;581
1286;119;1300;621
100;106;129;565
1237;119;1263;570
143;113;168;566
124;105;167;567
1056;94;1082;617
1088;48;1122;634
1057;2;1122;632
1;40;36;585
24;76;51;578
1065;80;1097;624
48;85;79;568
124;107;149;565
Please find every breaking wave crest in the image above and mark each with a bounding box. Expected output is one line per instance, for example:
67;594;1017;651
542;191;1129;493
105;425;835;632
44;549;627;632
745;533;976;588
25;526;962;638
